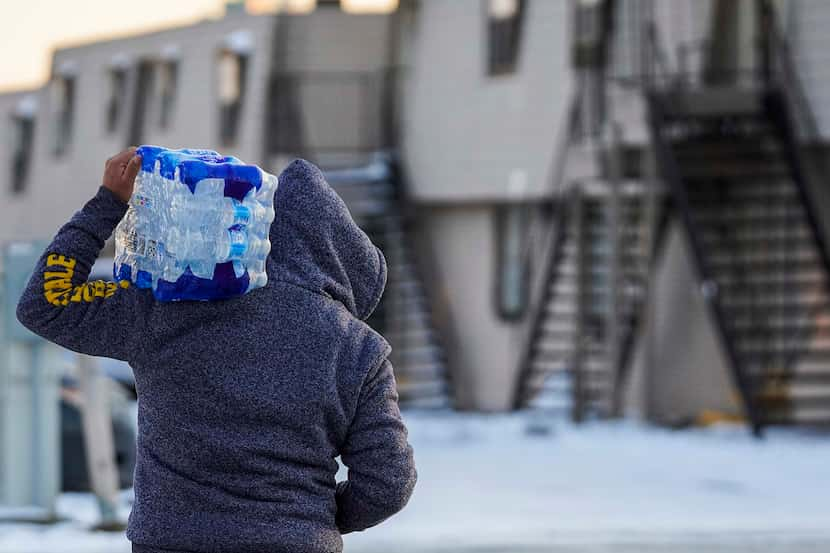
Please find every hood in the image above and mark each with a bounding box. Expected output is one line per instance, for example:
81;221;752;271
267;159;387;321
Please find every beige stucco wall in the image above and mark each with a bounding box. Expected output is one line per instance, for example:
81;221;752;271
413;203;547;411
627;223;741;424
401;0;573;202
0;91;39;242
0;12;274;243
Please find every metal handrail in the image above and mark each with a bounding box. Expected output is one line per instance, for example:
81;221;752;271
639;15;765;433
646;92;763;434
758;0;830;375
512;188;574;409
758;0;820;141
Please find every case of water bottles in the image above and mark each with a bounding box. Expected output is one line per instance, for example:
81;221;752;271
113;146;277;301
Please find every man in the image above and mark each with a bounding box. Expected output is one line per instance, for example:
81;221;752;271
17;148;416;553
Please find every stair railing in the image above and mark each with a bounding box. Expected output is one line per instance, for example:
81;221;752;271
640;14;765;433
757;0;830;374
512;186;575;409
511;88;580;409
646;93;763;434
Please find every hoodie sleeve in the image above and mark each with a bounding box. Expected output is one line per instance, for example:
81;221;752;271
336;357;417;534
16;186;152;361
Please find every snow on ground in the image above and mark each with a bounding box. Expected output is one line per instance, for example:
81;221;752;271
2;412;830;552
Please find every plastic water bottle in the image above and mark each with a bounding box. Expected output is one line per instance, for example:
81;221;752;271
113;145;277;301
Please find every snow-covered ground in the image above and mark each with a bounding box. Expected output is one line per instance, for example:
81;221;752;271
2;412;830;552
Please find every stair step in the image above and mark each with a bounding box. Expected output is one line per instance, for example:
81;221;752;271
693;206;804;223
390;310;435;327
693;216;815;234
689;197;802;214
393;342;444;361
752;363;830;383
557;265;644;279
673;150;784;166
707;249;817;265
760;405;830;426
394;364;447;382
534;343;606;358
657;88;765;119
385;294;430;312
568;227;650;241
720;294;828;310
737;339;830;356
671;140;782;159
699;234;816;251
699;227;812;243
731;304;830;319
731;320;830;335
560;243;647;259
384;327;437;345
399;396;452;409
522;383;611;405
732;320;830;336
720;287;828;302
544;303;578;317
708;257;821;273
689;183;797;199
529;357;610;374
716;270;826;287
680;164;790;180
549;280;610;295
742;347;830;361
528;386;610;405
389;278;426;293
539;318;578;332
535;329;578;343
524;368;611;389
756;382;830;402
395;358;449;377
396;379;447;397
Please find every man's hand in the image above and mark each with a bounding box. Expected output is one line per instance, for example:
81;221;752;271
103;147;142;203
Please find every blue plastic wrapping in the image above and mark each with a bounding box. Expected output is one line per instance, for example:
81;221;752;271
113;146;277;301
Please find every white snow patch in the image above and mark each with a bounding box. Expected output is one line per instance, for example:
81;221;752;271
2;413;830;552
345;413;830;551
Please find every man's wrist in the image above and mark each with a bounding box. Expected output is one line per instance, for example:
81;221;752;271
102;183;131;204
97;186;129;208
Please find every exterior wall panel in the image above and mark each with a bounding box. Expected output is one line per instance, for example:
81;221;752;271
402;0;572;202
0;14;274;242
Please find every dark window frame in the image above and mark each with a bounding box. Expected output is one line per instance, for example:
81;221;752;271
106;66;129;134
11;113;35;194
485;0;527;76
159;59;179;130
127;59;156;148
217;49;249;147
493;203;532;320
53;74;75;157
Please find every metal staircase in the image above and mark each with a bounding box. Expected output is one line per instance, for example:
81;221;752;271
648;93;830;431
643;0;830;432
515;180;656;420
325;155;452;409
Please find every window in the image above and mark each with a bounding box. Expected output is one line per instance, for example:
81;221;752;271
11;97;36;194
127;60;155;147
494;204;531;319
341;0;398;13
52;74;75;156
486;0;526;75
158;59;179;129
218;49;249;146
246;0;316;13
106;66;128;133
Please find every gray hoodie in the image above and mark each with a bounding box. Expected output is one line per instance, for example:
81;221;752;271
17;159;416;553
